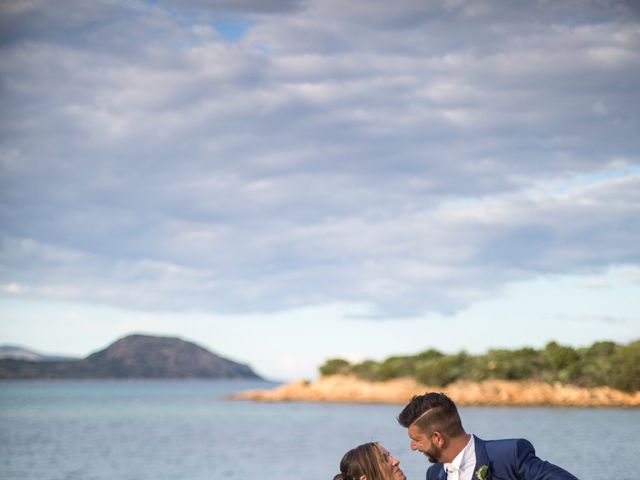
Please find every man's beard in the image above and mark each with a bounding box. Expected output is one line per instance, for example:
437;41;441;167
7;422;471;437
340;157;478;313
424;445;442;464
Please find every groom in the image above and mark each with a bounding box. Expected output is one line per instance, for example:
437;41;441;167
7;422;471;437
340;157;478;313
397;392;578;480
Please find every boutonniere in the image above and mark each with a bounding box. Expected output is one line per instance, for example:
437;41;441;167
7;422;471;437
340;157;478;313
475;465;489;480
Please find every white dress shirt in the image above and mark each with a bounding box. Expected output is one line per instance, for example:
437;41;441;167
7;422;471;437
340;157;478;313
443;434;476;480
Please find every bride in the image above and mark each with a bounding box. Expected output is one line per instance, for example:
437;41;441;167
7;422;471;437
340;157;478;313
333;442;406;480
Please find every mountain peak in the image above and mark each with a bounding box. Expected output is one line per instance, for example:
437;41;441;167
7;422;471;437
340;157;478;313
0;334;261;380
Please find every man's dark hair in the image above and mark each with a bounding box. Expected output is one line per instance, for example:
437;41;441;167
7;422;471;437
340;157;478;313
397;392;465;437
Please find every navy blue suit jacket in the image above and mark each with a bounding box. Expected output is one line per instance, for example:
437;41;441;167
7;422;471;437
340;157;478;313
425;435;578;480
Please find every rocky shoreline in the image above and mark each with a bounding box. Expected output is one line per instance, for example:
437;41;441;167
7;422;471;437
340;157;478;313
230;374;640;407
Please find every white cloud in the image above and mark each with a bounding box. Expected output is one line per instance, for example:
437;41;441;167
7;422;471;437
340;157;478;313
0;282;26;294
1;0;639;318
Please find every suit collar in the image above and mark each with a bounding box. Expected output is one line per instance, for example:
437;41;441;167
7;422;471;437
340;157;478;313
433;436;489;480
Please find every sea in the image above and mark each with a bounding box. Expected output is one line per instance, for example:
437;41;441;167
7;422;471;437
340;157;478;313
0;379;636;480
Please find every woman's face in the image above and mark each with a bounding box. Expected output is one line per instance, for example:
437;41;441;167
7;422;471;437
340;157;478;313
378;446;406;480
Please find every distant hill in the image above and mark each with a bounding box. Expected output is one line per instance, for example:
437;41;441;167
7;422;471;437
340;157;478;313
0;345;78;362
0;334;261;380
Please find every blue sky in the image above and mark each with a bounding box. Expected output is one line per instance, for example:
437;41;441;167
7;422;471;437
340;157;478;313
1;0;639;380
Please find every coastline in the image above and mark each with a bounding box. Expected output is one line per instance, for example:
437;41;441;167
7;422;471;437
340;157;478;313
229;374;640;407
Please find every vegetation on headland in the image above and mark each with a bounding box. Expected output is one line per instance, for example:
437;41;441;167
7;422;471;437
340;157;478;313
319;340;640;392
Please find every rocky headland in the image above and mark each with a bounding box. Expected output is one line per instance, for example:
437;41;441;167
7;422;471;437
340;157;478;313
230;374;640;407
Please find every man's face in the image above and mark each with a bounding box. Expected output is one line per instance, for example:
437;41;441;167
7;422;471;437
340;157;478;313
379;446;406;480
408;424;442;464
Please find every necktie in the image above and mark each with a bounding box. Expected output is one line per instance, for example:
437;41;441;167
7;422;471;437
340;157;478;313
444;463;460;480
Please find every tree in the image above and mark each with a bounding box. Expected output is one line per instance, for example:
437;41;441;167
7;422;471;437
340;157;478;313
610;341;640;392
543;341;581;382
319;358;352;376
352;360;381;381
414;353;469;386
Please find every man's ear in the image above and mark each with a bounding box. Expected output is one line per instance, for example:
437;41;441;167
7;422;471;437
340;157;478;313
432;431;446;448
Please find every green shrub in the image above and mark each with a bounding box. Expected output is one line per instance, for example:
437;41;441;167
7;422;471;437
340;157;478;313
352;360;381;381
414;353;469;386
610;341;640;392
319;358;352;376
316;339;639;391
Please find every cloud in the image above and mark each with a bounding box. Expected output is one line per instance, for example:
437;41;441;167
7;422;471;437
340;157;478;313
156;0;304;15
1;0;639;317
554;313;631;325
2;171;637;315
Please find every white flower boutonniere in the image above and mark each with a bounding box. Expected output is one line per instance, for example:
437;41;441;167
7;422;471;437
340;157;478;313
475;465;489;480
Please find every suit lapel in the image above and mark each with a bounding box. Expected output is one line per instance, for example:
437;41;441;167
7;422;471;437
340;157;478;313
430;464;446;480
473;435;491;480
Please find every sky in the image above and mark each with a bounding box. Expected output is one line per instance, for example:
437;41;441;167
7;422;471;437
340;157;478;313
1;0;639;381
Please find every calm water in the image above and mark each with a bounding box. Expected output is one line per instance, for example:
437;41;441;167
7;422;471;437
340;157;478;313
0;380;636;480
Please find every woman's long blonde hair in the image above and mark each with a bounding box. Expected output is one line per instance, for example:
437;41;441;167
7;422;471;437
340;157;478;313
333;442;388;480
